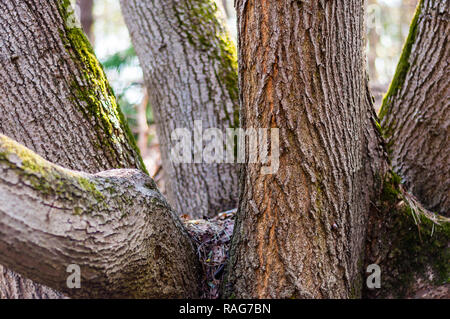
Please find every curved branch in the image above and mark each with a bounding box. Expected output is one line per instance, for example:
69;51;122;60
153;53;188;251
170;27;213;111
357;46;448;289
0;134;201;298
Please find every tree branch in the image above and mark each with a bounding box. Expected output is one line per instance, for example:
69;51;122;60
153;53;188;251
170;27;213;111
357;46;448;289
0;134;201;298
365;171;450;298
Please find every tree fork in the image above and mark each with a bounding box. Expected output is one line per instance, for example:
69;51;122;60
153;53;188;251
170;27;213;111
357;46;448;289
365;171;449;298
379;0;449;216
0;0;147;298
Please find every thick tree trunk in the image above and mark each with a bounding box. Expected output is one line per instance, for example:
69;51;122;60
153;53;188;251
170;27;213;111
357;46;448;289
0;0;200;298
0;134;201;298
223;0;388;299
379;0;449;216
76;0;95;43
120;0;240;218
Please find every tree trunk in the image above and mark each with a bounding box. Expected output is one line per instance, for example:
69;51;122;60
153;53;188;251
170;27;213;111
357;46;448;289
120;0;240;218
76;0;95;43
379;0;449;216
224;0;449;299
0;0;200;298
0;0;146;175
137;90;150;158
223;0;388;299
0;134;201;298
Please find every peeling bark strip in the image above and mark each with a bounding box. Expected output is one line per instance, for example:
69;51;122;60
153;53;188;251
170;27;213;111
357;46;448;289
0;134;201;298
120;0;240;218
0;0;146;175
224;0;387;298
379;0;449;216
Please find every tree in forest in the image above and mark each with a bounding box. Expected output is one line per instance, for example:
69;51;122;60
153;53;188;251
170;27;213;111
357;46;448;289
0;0;448;300
120;0;240;218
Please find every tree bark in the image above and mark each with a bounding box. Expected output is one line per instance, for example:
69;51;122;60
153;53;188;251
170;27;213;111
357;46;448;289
0;0;145;175
0;134;201;298
137;90;150;158
223;0;388;299
379;0;449;216
120;0;240;218
0;0;200;298
76;0;95;43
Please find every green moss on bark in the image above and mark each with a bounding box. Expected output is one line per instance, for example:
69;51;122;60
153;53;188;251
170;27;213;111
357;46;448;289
172;0;239;128
366;171;449;298
0;134;105;205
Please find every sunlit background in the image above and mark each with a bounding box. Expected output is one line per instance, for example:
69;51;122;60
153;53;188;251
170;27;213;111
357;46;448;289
74;0;419;178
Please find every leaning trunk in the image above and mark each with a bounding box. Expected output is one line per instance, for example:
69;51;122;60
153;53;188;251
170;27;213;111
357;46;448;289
0;0;200;298
379;0;449;216
120;0;240;218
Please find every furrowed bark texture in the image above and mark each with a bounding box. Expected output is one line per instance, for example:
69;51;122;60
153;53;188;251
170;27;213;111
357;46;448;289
120;0;240;218
379;0;449;216
224;0;388;298
0;0;143;298
0;134;201;298
0;265;65;299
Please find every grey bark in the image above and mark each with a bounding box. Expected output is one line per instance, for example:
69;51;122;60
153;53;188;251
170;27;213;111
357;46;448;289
0;0;200;298
223;0;388;299
120;0;240;218
76;0;95;43
379;0;449;216
0;134;201;298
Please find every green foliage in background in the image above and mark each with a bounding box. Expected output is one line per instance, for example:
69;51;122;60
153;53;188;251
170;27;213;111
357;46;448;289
101;46;154;139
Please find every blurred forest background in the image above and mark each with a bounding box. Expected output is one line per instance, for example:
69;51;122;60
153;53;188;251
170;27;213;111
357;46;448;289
75;0;418;184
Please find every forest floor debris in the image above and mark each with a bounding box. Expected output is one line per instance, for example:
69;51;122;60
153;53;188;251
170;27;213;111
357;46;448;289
182;209;236;299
